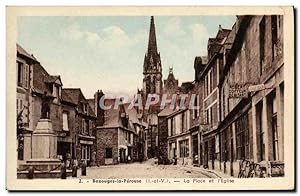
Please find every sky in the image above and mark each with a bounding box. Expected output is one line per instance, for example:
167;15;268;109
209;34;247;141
17;16;236;98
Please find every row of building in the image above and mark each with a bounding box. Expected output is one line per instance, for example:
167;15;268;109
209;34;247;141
16;44;148;167
153;15;284;177
17;15;285;178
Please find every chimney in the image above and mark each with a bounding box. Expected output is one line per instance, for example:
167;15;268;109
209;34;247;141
219;24;222;31
95;90;105;126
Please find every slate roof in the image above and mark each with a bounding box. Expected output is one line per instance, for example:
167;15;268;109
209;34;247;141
32;63;53;95
17;43;38;62
216;28;231;40
87;98;95;115
61;89;76;105
46;75;62;84
158;104;178;117
102;98;122;128
180;81;194;93
123;103;140;125
62;88;82;104
63;88;96;117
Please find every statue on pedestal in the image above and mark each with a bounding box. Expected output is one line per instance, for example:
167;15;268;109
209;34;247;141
41;91;51;119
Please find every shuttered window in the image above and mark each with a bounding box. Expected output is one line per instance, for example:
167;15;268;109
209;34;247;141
62;112;69;131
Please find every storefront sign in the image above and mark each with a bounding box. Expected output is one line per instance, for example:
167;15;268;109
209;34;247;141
229;84;249;98
79;140;93;145
248;84;265;92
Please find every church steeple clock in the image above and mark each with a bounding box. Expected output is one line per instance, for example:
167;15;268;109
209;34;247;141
143;16;163;97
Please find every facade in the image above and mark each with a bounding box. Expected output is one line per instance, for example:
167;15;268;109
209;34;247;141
94;98;140;165
140;16;165;159
16;44;97;166
190;56;207;166
62;88;97;166
167;109;191;165
217;15;284;177
163;68;179;96
16;44;39;162
157;105;176;164
142;16;163;97
199;25;231;170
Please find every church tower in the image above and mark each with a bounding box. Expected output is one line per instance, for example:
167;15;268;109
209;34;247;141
143;16;163;97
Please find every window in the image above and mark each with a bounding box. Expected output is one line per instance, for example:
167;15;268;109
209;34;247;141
271;92;279;160
81;119;85;134
17;62;23;86
221;129;228;162
272;114;278;160
207;71;211;94
206;109;209;125
82;103;88;113
181;112;185;132
210;68;213;92
259;16;266;75
85;119;89;134
256;101;265;161
128;132;132;144
62;112;69;131
209;107;213;125
179;139;189;157
16;99;23;115
222;87;226;119
171;118;175;136
168;119;171;136
52;85;60;103
204;76;208;97
17;62;29;88
193;95;199;119
105;148;113;158
271;15;278;61
24;64;29;88
81;145;91;161
235;114;249;160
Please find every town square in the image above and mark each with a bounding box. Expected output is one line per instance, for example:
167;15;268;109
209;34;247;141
16;14;285;180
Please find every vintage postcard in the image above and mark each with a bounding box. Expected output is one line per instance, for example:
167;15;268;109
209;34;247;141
6;6;294;191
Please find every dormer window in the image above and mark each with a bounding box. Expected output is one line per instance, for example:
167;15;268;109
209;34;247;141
62;112;69;131
83;103;88;114
17;61;29;89
52;84;60;103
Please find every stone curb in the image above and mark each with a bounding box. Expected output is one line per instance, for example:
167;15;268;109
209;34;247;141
183;166;224;178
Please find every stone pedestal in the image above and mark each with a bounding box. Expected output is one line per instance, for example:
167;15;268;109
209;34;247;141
32;119;57;159
17;119;67;178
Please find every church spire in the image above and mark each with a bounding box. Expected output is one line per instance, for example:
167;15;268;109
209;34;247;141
147;16;158;55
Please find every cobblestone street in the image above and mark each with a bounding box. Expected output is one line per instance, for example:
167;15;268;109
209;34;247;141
80;160;216;179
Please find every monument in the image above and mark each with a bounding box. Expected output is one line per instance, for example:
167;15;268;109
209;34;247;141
17;92;69;178
31;92;57;159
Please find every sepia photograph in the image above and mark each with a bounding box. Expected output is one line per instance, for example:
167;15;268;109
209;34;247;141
6;6;294;191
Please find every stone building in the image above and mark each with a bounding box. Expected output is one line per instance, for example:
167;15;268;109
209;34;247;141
62;88;97;166
163;67;179;96
94;97;139;165
142;16;163;97
16;44;97;166
199;25;231;170
188;56;207;166
217;15;284;177
16;44;39;162
166;109;191;165
140;16;164;159
124;103;148;162
157;105;177;164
